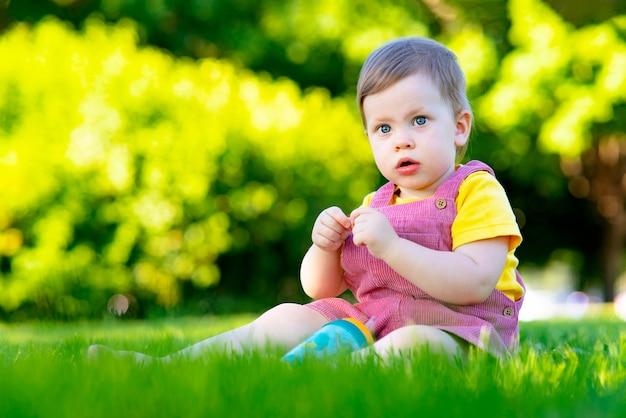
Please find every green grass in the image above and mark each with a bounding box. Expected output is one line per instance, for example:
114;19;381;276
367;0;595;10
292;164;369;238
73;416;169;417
1;311;626;418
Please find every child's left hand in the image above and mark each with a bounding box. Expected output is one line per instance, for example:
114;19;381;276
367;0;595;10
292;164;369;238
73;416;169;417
350;207;399;259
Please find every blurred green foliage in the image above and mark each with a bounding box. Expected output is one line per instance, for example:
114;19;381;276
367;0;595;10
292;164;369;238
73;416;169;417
0;16;380;318
480;0;626;299
1;0;626;319
3;0;436;96
0;1;513;319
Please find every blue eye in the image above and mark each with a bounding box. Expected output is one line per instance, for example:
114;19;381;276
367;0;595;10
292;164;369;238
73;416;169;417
413;116;427;126
379;125;391;134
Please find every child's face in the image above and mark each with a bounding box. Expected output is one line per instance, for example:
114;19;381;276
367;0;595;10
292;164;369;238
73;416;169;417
362;73;471;199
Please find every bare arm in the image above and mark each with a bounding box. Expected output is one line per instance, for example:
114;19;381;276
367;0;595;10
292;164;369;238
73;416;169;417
350;207;508;305
300;207;351;300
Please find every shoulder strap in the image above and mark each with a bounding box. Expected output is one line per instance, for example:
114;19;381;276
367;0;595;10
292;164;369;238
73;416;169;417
434;160;494;199
369;182;396;208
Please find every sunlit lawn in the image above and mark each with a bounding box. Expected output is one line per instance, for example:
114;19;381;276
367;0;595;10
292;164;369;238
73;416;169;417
1;309;626;418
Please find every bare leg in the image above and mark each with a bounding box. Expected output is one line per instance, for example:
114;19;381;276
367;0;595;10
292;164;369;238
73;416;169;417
354;325;468;363
88;303;328;364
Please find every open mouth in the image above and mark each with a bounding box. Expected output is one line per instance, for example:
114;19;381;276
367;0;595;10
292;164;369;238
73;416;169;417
396;158;419;175
397;158;417;168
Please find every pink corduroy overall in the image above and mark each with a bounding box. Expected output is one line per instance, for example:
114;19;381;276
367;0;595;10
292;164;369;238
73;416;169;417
306;161;525;356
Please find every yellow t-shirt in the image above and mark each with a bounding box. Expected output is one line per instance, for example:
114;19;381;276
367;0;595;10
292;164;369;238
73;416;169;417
362;170;524;302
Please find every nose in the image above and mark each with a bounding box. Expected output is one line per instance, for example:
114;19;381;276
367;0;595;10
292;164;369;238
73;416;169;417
394;129;415;150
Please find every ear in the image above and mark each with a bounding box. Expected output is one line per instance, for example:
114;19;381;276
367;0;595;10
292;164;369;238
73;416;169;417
454;110;472;147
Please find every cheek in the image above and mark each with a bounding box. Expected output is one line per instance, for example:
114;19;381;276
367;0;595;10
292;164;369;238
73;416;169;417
370;145;388;163
369;147;389;169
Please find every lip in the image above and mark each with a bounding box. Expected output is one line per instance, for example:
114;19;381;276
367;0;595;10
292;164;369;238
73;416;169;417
396;158;419;175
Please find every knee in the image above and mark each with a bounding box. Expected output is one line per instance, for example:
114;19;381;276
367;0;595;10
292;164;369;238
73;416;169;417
250;303;327;349
258;303;327;326
374;325;466;358
256;303;309;322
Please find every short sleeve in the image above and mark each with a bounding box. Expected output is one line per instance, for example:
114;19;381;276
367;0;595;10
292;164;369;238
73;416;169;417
452;171;522;251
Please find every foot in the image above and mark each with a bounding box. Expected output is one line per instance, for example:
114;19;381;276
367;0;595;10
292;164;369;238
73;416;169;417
87;344;156;366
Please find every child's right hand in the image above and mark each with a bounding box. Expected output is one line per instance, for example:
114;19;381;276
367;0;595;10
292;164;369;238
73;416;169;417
311;206;352;252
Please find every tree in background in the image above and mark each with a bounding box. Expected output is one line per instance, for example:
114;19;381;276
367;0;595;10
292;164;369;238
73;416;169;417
0;16;382;318
1;0;626;319
480;0;626;300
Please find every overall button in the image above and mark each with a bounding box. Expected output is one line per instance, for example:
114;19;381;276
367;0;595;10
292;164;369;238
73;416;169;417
435;198;447;209
503;307;515;317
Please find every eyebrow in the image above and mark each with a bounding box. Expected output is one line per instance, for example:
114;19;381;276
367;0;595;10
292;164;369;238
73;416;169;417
367;105;430;123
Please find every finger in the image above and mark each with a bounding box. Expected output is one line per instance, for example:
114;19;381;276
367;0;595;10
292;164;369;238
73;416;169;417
351;230;366;247
313;215;350;244
349;207;377;224
316;226;345;243
323;206;352;230
313;228;347;251
313;235;341;251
